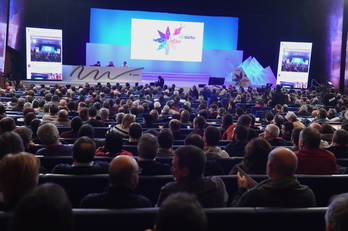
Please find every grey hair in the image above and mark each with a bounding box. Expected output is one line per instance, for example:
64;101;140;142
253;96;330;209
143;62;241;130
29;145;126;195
37;123;59;145
325;193;348;231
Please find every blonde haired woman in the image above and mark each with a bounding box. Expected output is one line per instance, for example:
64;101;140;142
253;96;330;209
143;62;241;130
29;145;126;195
108;113;136;138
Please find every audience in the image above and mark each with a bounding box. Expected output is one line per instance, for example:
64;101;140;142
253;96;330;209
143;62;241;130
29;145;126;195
0;152;40;211
52;136;109;174
0;131;24;159
325;193;348;231
259;124;288;146
203;126;229;158
3;82;348;214
108;113;136;138
96;131;133;156
327;129;348;158
224;125;248;157
60;116;83;138
156;145;228;207
229;137;272;175
137;133;171;175
148;192;207;231
231;147;316;207
10;183;73;231
0;117;16;134
157;129;174;157
36;123;73;156
295;127;337;174
80;155;152;208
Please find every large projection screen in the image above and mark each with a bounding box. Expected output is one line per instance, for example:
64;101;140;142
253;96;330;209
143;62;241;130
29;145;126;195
276;41;312;89
131;19;204;62
0;0;9;73
26;27;63;80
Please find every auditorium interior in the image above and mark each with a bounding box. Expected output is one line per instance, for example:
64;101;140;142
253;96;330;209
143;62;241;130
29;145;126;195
1;1;348;231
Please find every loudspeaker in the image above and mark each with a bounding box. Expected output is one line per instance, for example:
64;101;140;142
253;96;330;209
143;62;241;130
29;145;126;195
208;77;225;85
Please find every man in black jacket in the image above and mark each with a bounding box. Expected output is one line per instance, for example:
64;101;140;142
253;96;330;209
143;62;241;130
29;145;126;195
231;147;316;207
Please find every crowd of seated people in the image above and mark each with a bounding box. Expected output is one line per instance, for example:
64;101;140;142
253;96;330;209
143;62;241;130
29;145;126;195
1;81;348;215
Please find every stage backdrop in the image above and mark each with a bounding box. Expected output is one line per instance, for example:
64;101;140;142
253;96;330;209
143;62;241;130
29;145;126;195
86;43;243;82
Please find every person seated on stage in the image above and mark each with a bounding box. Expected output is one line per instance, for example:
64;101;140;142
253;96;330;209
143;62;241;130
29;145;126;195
326;129;348;158
121;61;128;67
156;145;228;208
107;61;114;67
259;124;288;146
295;127;337;175
137;133;171;175
96;131;133;157
94;61;101;66
148;192;207;231
52;136;109;174
203;126;229;158
36;123;73;156
80;155;152;208
231;147;316;207
10;183;73;231
224;125;249;157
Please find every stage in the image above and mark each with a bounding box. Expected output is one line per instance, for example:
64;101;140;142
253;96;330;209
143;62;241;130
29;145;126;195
23;65;234;91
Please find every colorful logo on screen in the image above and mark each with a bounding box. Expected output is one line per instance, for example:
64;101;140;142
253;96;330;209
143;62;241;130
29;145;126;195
153;26;186;55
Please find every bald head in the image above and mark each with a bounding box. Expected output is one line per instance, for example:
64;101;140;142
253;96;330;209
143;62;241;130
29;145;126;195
268;147;298;178
58;109;68;119
310;123;322;133
109;155;139;189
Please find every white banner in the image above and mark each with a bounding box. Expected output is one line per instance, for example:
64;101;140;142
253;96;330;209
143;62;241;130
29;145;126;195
63;65;143;83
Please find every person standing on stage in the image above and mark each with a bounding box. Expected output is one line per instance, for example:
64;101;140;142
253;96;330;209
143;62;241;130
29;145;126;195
94;61;101;66
156;76;164;88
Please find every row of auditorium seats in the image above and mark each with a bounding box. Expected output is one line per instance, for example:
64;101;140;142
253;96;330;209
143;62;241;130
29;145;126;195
35;156;244;174
38;173;348;207
0;207;327;231
56;127;229;138
35;155;348;175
